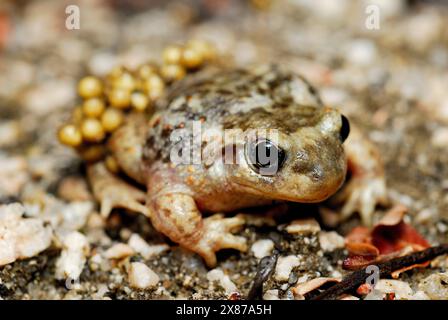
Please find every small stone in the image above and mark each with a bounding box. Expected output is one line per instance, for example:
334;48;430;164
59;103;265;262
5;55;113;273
364;0;405;18
86;213;105;229
0;121;21;148
412;291;430;300
92;284;109;300
251;239;274;259
285;218;320;235
104;243;135;260
374;279;414;300
345;39;377;66
23;80;75;115
0;156;28;197
263;289;279;300
274;255;301;282
419;272;448;300
415;208;437;224
88;52;118;77
128;262;159;289
0;203;53;266
57;177;92;202
436;222;448;234
405;12;443;53
59;201;94;232
364;289;384;300
55;231;90;281
128;234;169;259
431;128;448;148
207;268;238;295
318;231;345;252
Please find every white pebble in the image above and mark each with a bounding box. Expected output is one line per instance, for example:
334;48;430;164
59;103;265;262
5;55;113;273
128;234;169;259
275;255;301;282
0;203;53;266
374;279;414;300
88;52;118;77
59;201;94;232
431;128;448;148
263;289;280;300
55;231;90;281
207;268;238;295
23;80;75;115
363;0;405;18
251;239;274;259
285;218;320;234
0;121;20;148
104;243;135;260
345;39;378;66
0;156;28;197
128;262;160;290
415;207;437;224
318;231;345;252
419;272;448;300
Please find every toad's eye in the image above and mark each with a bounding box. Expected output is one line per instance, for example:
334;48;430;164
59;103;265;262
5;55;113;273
245;139;286;176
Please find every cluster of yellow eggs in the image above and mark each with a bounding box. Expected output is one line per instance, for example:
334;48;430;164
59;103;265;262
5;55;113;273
58;40;215;162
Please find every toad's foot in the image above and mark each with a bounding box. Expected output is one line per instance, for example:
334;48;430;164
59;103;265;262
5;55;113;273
149;191;247;267
193;214;247;267
87;162;149;218
333;176;387;226
333;124;388;226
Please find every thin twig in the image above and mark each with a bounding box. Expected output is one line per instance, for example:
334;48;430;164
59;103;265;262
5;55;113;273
246;251;279;300
307;244;448;300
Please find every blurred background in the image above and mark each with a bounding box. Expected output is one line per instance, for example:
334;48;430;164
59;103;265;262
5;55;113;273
1;0;447;214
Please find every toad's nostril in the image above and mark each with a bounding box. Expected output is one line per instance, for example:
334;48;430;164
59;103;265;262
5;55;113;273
340;115;350;143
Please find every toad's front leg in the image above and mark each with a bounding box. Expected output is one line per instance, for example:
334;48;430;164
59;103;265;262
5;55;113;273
149;191;247;267
332;125;388;226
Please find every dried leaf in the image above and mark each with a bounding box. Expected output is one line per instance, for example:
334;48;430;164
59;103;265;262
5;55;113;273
344;205;430;272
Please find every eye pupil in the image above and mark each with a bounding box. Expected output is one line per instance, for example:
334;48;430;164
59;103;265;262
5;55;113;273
340;115;350;142
256;141;272;166
246;139;286;175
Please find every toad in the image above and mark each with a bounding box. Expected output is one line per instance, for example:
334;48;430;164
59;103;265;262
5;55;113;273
87;65;387;266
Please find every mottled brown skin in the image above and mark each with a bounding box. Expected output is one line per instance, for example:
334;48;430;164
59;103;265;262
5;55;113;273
87;65;387;267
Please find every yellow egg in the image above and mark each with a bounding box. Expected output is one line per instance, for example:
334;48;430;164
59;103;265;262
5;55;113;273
107;66;125;81
131;92;150;112
78;76;103;99
108;88;131;109
187;39;215;61
163;45;183;65
80;118;105;142
143;74;165;100
101;108;124;132
113;72;136;91
160;64;186;82
82;98;105;118
181;47;203;69
105;155;120;173
58;124;82;147
148;86;165;101
138;64;158;79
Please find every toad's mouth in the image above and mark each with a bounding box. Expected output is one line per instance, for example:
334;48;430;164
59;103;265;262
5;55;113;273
230;180;336;204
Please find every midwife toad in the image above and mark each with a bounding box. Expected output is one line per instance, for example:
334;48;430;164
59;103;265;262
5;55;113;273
87;65;387;267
